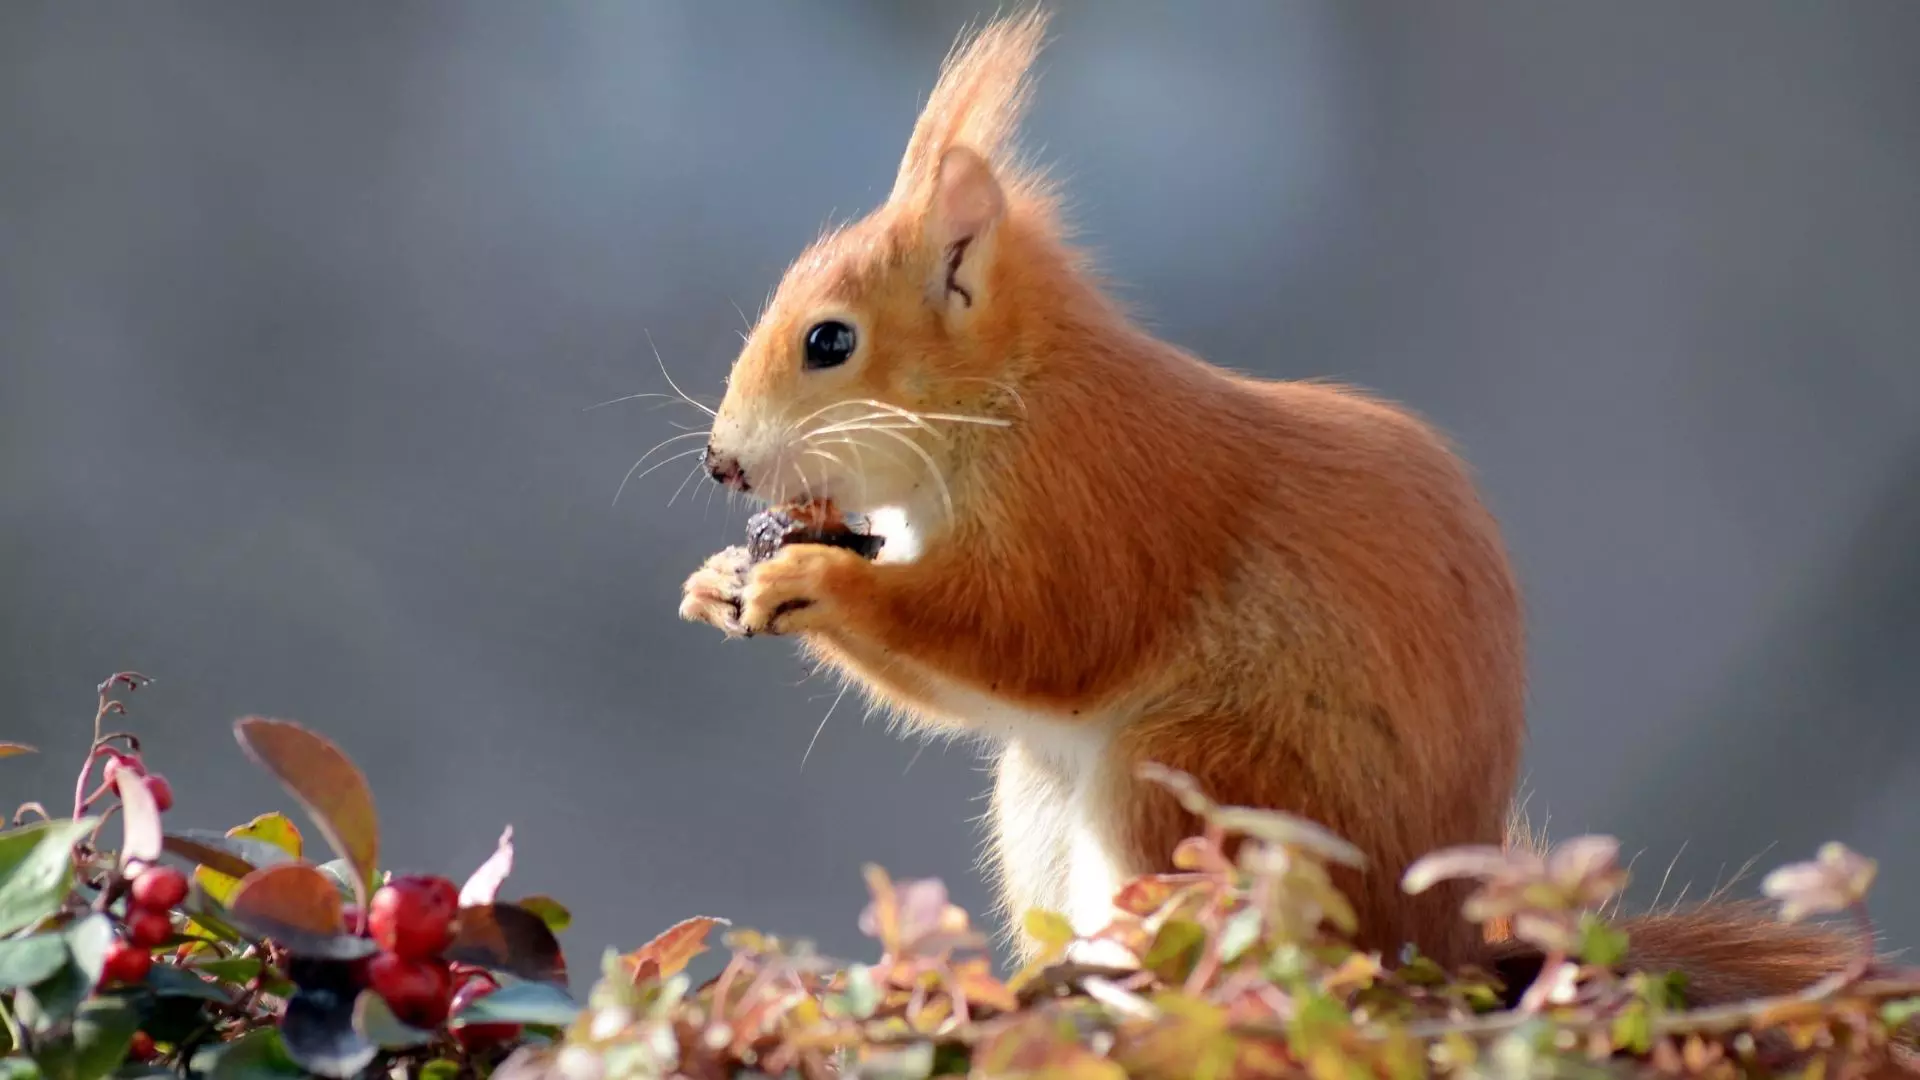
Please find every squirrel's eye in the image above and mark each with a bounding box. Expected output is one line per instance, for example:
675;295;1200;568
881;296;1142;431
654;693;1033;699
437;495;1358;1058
803;320;857;371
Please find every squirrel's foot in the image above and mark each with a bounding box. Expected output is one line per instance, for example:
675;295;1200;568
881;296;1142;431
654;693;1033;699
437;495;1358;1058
738;542;868;637
678;546;753;637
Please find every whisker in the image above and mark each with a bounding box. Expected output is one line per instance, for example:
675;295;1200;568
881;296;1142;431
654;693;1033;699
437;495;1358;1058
807;444;871;508
667;457;706;508
787;398;938;439
811;411;1012;438
790;460;814;506
644;329;718;417
583;392;701;413
802;679;852;772
863;426;953;519
612;438;709;507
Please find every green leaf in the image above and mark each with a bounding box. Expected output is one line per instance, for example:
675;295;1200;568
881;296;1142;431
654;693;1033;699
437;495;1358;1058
188;957;264;985
32;995;139;1080
313;861;360;905
841;963;880;1020
418;1061;460;1080
0;936;69;991
189;1029;306;1080
14;917;115;1034
453;981;580;1028
1881;996;1920;1029
1021;909;1075;952
141;964;233;1003
64;916;117;990
1142;918;1206;982
0;820;98;937
351;990;436;1050
0;1058;43;1080
1576;914;1629;968
231;718;379;911
1215;906;1264;965
1610;1001;1652;1055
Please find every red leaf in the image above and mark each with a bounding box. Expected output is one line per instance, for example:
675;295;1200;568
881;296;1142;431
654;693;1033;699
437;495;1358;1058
623;915;730;983
233;717;379;910
447;903;567;986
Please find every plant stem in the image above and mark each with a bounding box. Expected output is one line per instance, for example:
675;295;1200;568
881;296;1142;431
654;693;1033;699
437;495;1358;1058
0;996;25;1055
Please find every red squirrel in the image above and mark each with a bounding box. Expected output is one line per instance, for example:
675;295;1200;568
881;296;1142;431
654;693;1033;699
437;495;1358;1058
677;9;1878;1006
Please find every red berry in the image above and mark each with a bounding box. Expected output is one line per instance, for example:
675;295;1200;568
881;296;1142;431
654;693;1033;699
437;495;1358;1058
450;978;521;1050
130;866;189;911
124;907;173;949
367;876;459;960
127;1031;157;1062
367;954;454;1029
101;940;152;986
144;774;174;813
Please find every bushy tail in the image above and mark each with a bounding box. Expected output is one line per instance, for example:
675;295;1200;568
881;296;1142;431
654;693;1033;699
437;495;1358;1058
1481;810;1917;1074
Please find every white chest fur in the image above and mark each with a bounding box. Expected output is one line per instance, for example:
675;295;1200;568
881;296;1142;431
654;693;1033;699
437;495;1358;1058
926;677;1132;952
861;503;1135;957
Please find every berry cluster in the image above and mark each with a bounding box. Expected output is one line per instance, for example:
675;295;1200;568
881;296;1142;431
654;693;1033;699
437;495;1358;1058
101;864;187;987
350;875;520;1047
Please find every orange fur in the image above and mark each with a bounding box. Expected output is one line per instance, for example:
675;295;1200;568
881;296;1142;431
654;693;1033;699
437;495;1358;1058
679;7;1897;1015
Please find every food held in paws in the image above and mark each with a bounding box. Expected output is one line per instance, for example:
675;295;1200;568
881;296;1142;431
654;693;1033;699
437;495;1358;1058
745;502;884;564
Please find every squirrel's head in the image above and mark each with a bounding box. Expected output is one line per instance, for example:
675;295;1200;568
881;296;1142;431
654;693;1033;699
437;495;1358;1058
703;11;1053;517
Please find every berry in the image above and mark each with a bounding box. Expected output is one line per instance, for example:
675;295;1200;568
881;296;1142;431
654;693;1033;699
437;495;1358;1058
341;903;367;936
101;939;152;986
367;954;454;1029
101;753;145;786
130;866;189;911
450;978;521;1050
127;1032;157;1063
125;907;173;949
144;773;174;813
367;876;459;960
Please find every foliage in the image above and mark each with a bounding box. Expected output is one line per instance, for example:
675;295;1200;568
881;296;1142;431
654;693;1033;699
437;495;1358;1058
2;675;1915;1080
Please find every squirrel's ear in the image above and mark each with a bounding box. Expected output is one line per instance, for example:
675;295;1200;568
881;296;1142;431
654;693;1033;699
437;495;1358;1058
923;145;1005;316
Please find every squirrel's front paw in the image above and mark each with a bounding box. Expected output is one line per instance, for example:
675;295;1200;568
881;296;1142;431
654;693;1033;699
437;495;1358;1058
679;546;754;636
738;543;866;637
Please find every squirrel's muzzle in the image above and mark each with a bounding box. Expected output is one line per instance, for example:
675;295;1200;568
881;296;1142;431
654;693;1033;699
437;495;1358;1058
704;444;749;492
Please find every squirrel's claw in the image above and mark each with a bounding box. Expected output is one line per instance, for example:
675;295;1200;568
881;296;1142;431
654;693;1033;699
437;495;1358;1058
737;543;862;637
679;546;753;637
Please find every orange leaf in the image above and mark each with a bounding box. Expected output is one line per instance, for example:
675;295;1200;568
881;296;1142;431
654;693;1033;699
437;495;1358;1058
623;915;730;983
1114;875;1185;917
231;863;346;938
233;717;378;909
950;956;1018;1014
0;743;36;759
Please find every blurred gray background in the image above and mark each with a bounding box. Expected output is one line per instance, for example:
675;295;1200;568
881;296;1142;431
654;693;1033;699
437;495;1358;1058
4;1;1917;980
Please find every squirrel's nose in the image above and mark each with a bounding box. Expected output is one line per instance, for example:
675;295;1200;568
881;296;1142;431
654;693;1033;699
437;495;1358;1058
704;444;748;491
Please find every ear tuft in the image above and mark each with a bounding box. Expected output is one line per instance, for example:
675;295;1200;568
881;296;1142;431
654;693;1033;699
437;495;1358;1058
925;146;1004;312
